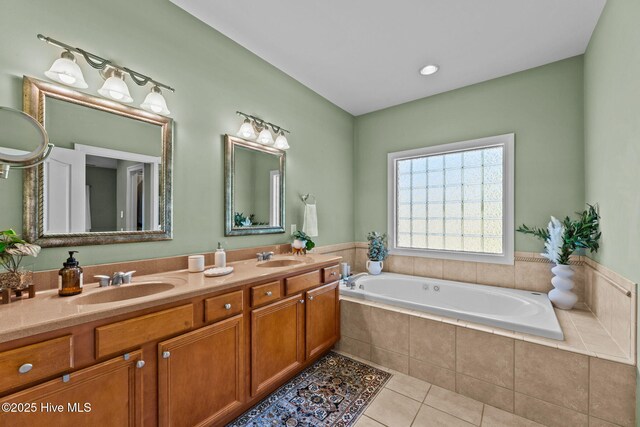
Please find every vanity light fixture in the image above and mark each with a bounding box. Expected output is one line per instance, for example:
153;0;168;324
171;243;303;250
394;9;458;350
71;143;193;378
419;64;439;76
44;51;88;88
38;34;175;115
235;111;290;150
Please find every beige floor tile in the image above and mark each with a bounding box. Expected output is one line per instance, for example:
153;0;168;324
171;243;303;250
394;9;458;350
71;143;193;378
424;386;483;425
456;327;514;389
409;316;456;370
412;405;475;427
481;405;543;427
385;372;432;402
364;388;422;427
589;358;636;427
588;416;619;427
354;415;385;427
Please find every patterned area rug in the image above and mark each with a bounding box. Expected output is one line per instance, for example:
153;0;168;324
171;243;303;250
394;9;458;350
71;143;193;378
227;352;391;427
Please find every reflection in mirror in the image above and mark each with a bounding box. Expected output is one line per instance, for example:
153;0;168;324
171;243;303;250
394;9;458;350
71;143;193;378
225;135;285;236
23;76;173;247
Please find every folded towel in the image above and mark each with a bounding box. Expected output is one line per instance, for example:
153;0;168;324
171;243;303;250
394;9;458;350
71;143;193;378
303;203;318;237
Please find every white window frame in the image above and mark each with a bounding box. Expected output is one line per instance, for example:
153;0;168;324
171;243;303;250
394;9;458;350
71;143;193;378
387;133;515;265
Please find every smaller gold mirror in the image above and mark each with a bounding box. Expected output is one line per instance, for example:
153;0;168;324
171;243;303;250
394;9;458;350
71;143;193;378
225;135;285;236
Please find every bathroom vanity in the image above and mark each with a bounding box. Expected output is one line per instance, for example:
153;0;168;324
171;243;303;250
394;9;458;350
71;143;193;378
0;254;341;426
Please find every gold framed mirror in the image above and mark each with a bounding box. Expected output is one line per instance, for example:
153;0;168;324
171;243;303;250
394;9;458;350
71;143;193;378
22;76;173;247
225;135;285;236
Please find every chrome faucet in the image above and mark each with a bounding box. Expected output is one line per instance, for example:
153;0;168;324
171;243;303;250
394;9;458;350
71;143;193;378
256;251;275;261
95;271;136;287
343;272;368;289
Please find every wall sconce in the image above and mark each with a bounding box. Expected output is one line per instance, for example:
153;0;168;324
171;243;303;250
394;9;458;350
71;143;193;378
38;34;175;115
235;111;290;150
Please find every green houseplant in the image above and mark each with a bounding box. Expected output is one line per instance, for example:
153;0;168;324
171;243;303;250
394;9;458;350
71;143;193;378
366;232;388;275
292;230;315;254
0;229;41;291
517;204;601;309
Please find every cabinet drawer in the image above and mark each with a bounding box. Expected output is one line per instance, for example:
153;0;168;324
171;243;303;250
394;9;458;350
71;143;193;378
251;281;281;307
95;304;193;358
285;270;321;295
322;265;341;283
0;335;73;391
205;290;244;323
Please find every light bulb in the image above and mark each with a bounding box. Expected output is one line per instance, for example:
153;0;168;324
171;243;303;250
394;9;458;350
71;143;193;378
257;128;274;145
98;69;133;103
274;132;289;150
419;64;439;76
44;51;88;89
237;119;256;139
141;86;170;115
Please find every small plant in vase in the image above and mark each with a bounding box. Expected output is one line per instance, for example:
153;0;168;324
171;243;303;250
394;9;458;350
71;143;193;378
366;232;388;275
517;205;601;309
0;229;41;301
292;231;315;255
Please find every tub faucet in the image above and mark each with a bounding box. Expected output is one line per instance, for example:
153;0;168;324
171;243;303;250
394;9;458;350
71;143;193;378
343;272;368;289
256;251;275;261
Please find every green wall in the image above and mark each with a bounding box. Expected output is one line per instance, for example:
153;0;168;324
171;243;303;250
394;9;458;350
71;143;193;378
583;0;640;416
0;0;355;270
353;57;585;250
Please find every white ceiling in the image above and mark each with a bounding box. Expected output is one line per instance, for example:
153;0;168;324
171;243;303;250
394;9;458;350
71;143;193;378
170;0;606;116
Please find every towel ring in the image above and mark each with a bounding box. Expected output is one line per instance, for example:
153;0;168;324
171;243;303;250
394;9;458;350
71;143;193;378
301;193;316;205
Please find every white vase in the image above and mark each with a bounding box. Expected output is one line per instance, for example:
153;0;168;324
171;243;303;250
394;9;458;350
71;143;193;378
548;264;577;310
292;239;306;249
366;260;383;275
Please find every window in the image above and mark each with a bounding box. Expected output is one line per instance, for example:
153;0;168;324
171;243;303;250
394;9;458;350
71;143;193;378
387;134;514;264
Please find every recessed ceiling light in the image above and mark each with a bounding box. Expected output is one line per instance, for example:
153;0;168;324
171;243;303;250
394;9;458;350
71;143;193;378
419;64;439;76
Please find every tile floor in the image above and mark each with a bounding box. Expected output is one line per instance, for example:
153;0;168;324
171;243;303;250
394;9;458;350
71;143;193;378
340;352;543;427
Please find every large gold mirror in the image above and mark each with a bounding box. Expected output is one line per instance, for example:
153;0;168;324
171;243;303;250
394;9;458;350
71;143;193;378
22;77;173;247
225;135;285;236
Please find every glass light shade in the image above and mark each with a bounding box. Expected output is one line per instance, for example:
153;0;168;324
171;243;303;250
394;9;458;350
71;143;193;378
419;64;439;76
44;51;88;89
98;71;133;103
256;128;274;145
140;86;170;115
237;119;256;139
274;132;290;150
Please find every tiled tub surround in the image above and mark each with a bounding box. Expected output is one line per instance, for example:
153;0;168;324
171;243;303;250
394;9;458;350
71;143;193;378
337;296;636;427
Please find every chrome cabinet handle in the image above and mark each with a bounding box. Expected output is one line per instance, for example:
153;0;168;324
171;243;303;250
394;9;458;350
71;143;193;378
136;360;145;369
18;363;33;374
162;351;171;359
265;291;273;296
299;299;305;304
224;303;232;310
330;272;337;276
308;295;314;301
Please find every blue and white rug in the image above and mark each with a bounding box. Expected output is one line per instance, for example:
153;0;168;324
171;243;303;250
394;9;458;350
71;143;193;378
227;352;390;427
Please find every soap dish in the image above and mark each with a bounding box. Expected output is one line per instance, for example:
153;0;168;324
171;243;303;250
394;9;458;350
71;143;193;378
204;266;234;277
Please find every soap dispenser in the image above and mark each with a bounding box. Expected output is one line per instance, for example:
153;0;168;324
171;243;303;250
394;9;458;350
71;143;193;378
214;242;226;268
58;251;83;296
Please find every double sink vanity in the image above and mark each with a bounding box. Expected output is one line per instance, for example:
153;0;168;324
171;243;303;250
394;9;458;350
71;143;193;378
0;254;342;426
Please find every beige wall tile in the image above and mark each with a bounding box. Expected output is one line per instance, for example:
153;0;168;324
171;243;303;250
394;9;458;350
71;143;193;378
514;393;588;427
456;373;514;412
341;300;371;343
355;248;367;272
424;385;484;425
588;417;620;427
443;260;477;283
409;358;456;392
409;316;456;370
589;358;636;427
585;266;593;307
476;263;515;288
414;258;444;279
482;405;544;427
386;255;414;275
591;272;613;331
413;405;475;427
335;336;371;360
370;306;409;354
609;291;632;357
514;341;589;413
371;347;409;374
514;260;553;294
385;372;431;402
364;388;421;427
456;327;514;389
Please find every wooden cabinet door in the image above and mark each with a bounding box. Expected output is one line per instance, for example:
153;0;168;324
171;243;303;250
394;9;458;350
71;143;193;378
251;294;305;396
158;315;244;427
0;350;143;427
305;281;340;359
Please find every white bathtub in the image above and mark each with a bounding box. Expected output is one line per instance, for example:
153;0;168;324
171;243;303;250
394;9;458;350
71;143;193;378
341;273;563;340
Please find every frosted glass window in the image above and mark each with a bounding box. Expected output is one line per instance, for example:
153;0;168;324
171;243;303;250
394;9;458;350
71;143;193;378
393;144;505;255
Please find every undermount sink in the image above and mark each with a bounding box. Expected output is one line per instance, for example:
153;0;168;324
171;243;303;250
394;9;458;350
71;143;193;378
257;259;304;268
74;282;175;305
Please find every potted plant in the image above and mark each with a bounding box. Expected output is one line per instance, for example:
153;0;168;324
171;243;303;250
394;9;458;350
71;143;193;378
517;204;601;309
0;229;41;292
292;230;315;255
366;232;388;275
